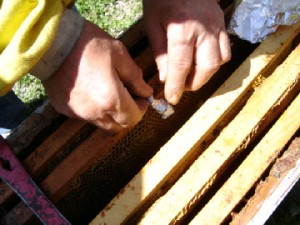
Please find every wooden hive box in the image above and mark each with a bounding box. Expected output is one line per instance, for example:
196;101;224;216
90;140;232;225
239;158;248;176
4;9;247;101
1;1;300;224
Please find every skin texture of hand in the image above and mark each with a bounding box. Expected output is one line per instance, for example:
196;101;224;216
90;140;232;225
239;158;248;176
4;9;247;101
143;0;231;105
43;21;153;133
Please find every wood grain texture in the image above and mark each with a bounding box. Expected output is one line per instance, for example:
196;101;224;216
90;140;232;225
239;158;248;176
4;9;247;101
0;119;87;205
231;137;300;225
189;92;300;225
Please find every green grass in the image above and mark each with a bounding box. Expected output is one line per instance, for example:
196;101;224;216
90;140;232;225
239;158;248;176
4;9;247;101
76;0;142;38
13;74;45;105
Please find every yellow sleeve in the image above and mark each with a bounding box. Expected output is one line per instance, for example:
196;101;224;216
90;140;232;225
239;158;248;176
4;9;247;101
0;0;74;95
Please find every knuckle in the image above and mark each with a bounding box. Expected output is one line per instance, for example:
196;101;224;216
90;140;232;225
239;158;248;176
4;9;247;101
98;89;120;112
169;57;192;72
71;108;90;121
118;114;141;130
208;63;220;72
102;97;118;112
168;30;195;46
120;120;134;129
200;58;221;72
113;39;126;51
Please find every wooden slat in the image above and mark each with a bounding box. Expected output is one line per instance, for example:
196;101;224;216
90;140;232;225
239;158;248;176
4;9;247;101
90;22;300;225
40;128;126;201
230;137;300;225
0;119;87;205
138;42;300;225
6;101;61;155
2;130;127;224
24;119;87;176
1;122;138;224
189;93;300;225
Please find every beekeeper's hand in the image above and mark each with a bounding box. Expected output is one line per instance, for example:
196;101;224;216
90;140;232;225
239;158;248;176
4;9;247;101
43;21;153;133
143;0;231;105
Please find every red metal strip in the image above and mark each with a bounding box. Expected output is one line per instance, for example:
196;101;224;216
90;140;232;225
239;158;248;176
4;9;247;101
0;135;70;225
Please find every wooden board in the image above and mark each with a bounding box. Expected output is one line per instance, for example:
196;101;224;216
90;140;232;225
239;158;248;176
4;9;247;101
231;137;300;225
0;118;88;205
137;39;300;225
189;93;300;225
90;21;300;225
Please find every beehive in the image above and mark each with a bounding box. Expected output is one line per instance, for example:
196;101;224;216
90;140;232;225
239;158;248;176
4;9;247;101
1;1;300;224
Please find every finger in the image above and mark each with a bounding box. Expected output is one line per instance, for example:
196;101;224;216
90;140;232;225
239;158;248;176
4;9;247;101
156;54;168;82
219;29;231;63
165;24;195;104
186;34;221;91
144;19;168;81
111;81;149;129
92;84;148;133
92;114;124;134
116;45;153;98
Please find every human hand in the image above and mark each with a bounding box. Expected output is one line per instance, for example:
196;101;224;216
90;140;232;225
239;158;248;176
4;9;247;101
143;0;231;104
43;21;153;133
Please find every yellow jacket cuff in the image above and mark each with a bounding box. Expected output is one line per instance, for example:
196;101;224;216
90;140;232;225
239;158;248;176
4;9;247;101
0;0;75;96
